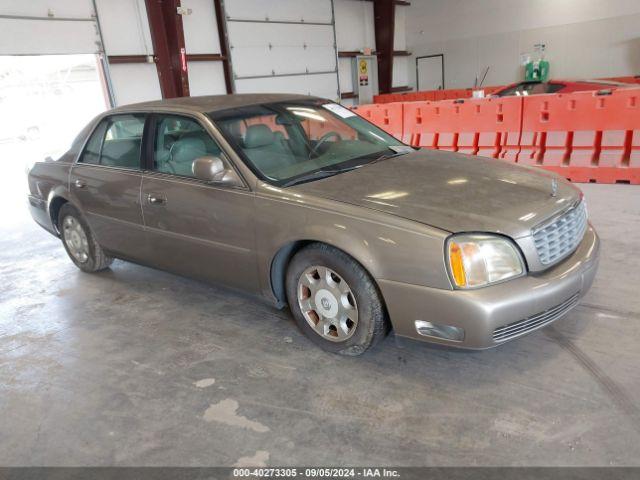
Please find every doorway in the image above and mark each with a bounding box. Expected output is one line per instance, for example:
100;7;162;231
416;54;444;92
0;54;110;226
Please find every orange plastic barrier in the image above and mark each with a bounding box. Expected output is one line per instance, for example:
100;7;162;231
518;89;640;183
356;87;640;184
401;96;523;160
373;85;505;104
352;102;404;140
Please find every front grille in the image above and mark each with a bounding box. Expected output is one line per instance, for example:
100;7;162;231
492;293;580;342
533;201;587;266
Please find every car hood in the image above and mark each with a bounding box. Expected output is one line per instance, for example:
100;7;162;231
291;149;582;238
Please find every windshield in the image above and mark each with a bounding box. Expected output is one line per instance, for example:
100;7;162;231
208;100;408;187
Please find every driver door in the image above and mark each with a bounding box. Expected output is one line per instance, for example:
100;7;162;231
141;113;259;293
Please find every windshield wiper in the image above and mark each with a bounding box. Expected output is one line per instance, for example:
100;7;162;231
280;165;363;188
367;148;411;165
280;148;411;188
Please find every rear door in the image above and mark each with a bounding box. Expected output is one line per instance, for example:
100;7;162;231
141;113;259;292
70;113;148;261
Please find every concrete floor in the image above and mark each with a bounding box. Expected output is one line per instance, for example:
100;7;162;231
1;158;640;465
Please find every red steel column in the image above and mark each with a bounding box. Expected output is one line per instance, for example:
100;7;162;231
373;0;395;94
145;0;190;98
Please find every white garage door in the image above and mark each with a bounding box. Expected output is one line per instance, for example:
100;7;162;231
0;0;101;55
225;0;340;101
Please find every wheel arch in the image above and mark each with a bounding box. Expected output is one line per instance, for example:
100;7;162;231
270;240;313;307
47;194;71;235
269;238;388;316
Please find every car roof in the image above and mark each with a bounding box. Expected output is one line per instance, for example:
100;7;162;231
112;93;322;114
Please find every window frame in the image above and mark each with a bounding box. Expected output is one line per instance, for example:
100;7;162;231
145;112;248;189
76;112;148;171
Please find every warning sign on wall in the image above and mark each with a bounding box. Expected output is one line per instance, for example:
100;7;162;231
358;59;369;86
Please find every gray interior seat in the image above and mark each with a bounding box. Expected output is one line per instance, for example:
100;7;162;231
168;137;207;176
243;124;295;174
101;139;141;168
182;130;222;155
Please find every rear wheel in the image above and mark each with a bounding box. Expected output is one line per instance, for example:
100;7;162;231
286;243;389;355
58;204;113;273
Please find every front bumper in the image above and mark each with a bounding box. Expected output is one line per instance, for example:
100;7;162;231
378;225;600;349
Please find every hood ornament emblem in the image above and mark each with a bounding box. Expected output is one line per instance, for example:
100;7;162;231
550;178;558;197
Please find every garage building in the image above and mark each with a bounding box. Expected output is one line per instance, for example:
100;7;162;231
1;0;639;473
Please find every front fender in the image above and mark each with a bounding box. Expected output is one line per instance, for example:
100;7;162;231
254;191;453;303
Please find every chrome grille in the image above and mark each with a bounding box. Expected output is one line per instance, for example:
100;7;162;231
492;293;580;342
533;201;587;266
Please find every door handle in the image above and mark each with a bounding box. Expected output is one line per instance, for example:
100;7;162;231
74;179;86;189
147;193;166;205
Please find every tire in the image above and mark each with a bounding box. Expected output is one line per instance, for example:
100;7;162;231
285;243;389;355
58;203;113;273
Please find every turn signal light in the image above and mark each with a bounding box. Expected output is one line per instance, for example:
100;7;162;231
448;242;467;287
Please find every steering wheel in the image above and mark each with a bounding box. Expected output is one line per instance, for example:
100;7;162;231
309;131;342;157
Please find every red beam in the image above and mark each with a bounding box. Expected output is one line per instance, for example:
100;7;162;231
186;53;226;61
338;50;410;58
338;50;374;58
109;54;225;64
373;0;395;94
108;55;154;64
144;0;189;98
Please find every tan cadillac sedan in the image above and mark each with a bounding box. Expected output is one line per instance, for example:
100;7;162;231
27;94;599;355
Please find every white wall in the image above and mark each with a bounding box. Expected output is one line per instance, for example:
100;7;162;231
406;0;640;89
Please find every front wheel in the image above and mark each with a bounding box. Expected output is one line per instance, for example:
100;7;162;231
58;203;113;273
285;243;389;355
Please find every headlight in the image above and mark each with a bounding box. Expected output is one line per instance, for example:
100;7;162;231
446;234;525;288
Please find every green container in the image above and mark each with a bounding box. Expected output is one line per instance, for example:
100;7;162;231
525;59;550;82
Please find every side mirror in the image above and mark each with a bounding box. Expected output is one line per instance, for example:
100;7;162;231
192;156;242;186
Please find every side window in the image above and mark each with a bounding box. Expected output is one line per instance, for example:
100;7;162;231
100;114;145;169
79;121;107;165
153;115;223;178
